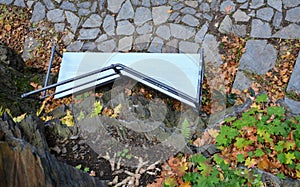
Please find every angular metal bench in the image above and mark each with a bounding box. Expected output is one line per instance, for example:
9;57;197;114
22;46;205;111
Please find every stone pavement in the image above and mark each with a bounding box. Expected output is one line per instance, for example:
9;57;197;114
1;0;300;113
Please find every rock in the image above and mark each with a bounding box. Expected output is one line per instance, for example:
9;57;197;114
116;0;134;20
237;0;247;3
151;0;167;5
14;0;25;7
65;11;79;33
47;9;65;23
232;9;250;22
185;1;198;7
232;24;247;37
152;6;171;25
91;2;98;12
179;41;199;53
107;0;126;13
82;14;102;28
103;15;116;36
283;0;300;8
267;0;282;12
134;7;152;26
116;20;135;35
62;31;75;46
199;2;210;13
95;34;108;43
239;40;277;74
220;0;236;14
202;34;223;66
78;28;100;40
78;8;90;16
118;36;133;51
182;14;199;27
232;71;252;91
250;0;265;9
286;51;300;95
256;7;274;21
172;3;184;10
148;37;164;53
43;0;55;10
142;0;151;7
240;2;248;9
284;97;300;115
285;7;300;23
181;7;197;14
282;177;300;187
54;23;65;32
136;22;153;34
0;0;13;5
82;42;97;51
66;41;83;51
30;2;45;23
60;1;77;11
170;24;195;40
163;39;178;53
272;24;300;39
134;34;152;51
272;11;283;29
195;23;208;43
218;15;233;34
211;0;221;11
22;37;39;60
77;2;91;9
250;19;272;38
156;25;170;40
97;39;116;52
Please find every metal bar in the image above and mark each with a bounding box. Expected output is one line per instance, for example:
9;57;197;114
196;48;205;113
43;46;57;96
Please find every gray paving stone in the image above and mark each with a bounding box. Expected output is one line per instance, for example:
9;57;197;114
283;0;300;8
272;24;300;39
184;1;198;8
136;22;153;34
195;22;208;43
285;7;300;23
286;51;300;95
14;0;25;7
62;31;75;46
134;7;152;26
107;0;126;13
156;25;170;40
0;0;13;5
179;41;199;53
180;7;197;14
168;12;180;22
91;2;98;12
199;3;210;13
95;34;108;43
26;1;34;8
172;3;184;10
134;34;152;51
116;0;134;20
272;11;282;29
170;24;195;40
78;9;90;16
152;6;171;25
54;0;61;3
284;97;300;115
77;2;91;9
232;71;252;91
163;39;178;53
30;2;45;23
148;37;164;53
22;37;38;60
211;0;220;11
78;28;100;40
118;36;133;51
218;15;232;34
131;0;140;6
220;0;236;14
267;0;282;12
250;0;265;9
82;14;102;28
43;0;54;10
257;7;274;21
142;0;151;7
151;0;167;6
103;15;116;36
202;34;223;66
54;23;65;32
60;1;77;11
99;0;105;11
233;9;250;22
82;42;97;51
239;40;277;75
47;9;65;23
182;14;199;27
203;13;213;21
97;39;116;52
237;0;247;3
65;11;79;33
240;2;248;9
232;24;247;37
116;20;135;35
250;19;272;38
249;10;256;17
66;41;83;52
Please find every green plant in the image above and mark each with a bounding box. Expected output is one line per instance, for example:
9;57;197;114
75;164;90;173
117;148;132;159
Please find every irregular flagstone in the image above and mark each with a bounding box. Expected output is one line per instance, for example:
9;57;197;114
267;0;282;12
103;15;115;36
82;42;97;51
232;9;250;22
77;2;91;9
202;34;223;66
170;24;195;40
273;11;283;29
179;41;199;53
91;2;98;12
256;7;274;21
54;23;65;32
118;36;133;51
285;7;300;23
163;39;178;53
142;0;151;7
82;14;102;28
116;20;135;35
65;11;79;33
43;0;54;10
95;34;108;43
195;22;208;43
134;7;152;26
151;0;167;6
47;9;65;23
156;25;170;40
232;71;252;91
184;1;198;8
220;0;236;14
62;31;75;46
211;0;221;11
26;1;34;8
134;34;152;51
148;37;164;53
78;28;100;40
180;7;197;14
284;97;300;115
66;41;83;52
152;6;171;25
199;3;210;13
116;0;134;21
232;24;247;37
272;24;300;39
173;3;184;10
283;0;300;8
250;19;272;38
30;2;45;23
107;0;126;13
218;15;232;34
239;40;277;75
182;14;199;27
237;0;247;3
60;1;77;11
97;39;116;52
78;8;90;16
136;22;153;34
240;2;248;9
286;51;300;94
0;0;13;5
250;0;265;9
14;0;26;7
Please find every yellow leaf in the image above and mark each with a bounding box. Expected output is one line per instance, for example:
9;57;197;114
13;113;27;123
207;128;219;138
245;157;256;168
296;170;300;178
111;104;122;118
61;110;74;127
36;100;46;116
179;182;191;187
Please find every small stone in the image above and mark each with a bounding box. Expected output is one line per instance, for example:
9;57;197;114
283;0;300;8
203;13;213;21
220;0;236;14
240;2;248;9
78;28;100;40
47;9;65;23
163;39;178;53
156;25;170;40
239;40;277;74
30;2;45;23
286;51;300;94
182;14;199;27
272;11;282;29
14;0;26;7
199;2;210;12
77;2;91;9
82;42;97;51
97;39;116;52
267;0;282;12
152;6;171;25
233;9;250;22
202;34;223;66
168;12;180;22
272;24;300;39
148;37;164;53
0;0;13;5
151;0;167;6
284;97;300;115
134;7;152;26
250;0;265;9
232;24;247;37
131;0;140;6
184;1;198;7
248;10;256;17
211;0;220;11
195;22;208;43
180;7;197;14
22;37;39;60
62;31;75;46
95;34;108;43
285;7;300;23
107;0;126;13
116;20;134;35
179;41;199;53
60;2;77;11
257;7;274;21
78;8;90;16
118;36;133;51
116;0;134;20
250;19;272;38
136;22;153;34
134;34;152;51
66;41;83;52
218;15;232;34
82;14;102;28
26;1;34;8
43;0;55;10
232;71;252;91
237;0;247;3
170;24;195;40
142;0;151;7
65;11;79;33
103;15;115;36
172;3;184;10
91;2;98;12
54;23;65;32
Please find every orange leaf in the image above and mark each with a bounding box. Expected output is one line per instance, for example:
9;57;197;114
257;159;269;170
179;182;192;187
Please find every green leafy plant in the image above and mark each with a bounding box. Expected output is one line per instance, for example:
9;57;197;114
181;118;191;139
117;148;132;159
